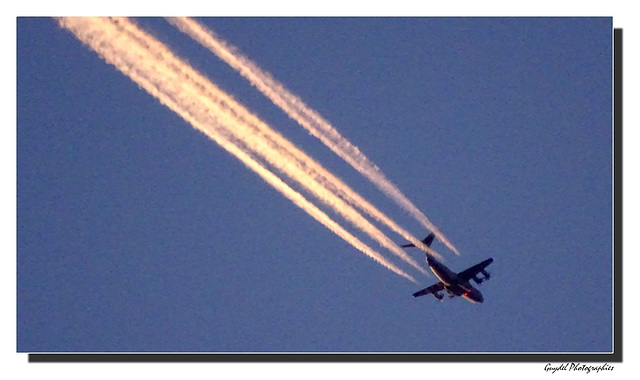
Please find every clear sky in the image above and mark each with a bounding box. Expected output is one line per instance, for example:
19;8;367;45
17;17;612;353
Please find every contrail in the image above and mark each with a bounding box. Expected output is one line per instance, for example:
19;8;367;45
166;17;459;256
108;17;434;271
56;17;420;282
164;17;446;262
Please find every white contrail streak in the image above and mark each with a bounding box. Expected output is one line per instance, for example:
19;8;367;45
167;17;459;256
108;17;433;271
56;17;419;282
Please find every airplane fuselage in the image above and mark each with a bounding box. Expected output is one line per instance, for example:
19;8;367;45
426;256;484;303
404;233;492;303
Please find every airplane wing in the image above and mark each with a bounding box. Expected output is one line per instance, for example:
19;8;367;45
457;258;494;282
412;281;445;298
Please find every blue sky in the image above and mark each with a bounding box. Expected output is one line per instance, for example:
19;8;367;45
17;17;612;353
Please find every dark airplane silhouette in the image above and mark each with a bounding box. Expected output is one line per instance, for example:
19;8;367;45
402;233;493;303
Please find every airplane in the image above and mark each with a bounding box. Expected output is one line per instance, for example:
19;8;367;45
402;233;493;303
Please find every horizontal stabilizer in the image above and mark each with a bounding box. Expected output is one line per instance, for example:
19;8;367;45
401;233;435;249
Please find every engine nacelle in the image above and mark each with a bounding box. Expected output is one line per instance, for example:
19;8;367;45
481;269;491;280
472;275;484;284
433;292;444;301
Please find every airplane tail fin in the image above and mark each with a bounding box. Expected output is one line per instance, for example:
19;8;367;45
400;233;436;248
422;233;436;247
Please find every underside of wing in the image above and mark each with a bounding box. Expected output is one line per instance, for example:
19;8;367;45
412;282;445;298
457;258;494;283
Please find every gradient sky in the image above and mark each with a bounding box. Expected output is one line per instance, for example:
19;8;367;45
17;17;612;353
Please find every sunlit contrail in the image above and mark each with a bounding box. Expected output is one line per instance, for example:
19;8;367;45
108;17;433;271
164;17;445;262
56;17;420;282
167;17;459;256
